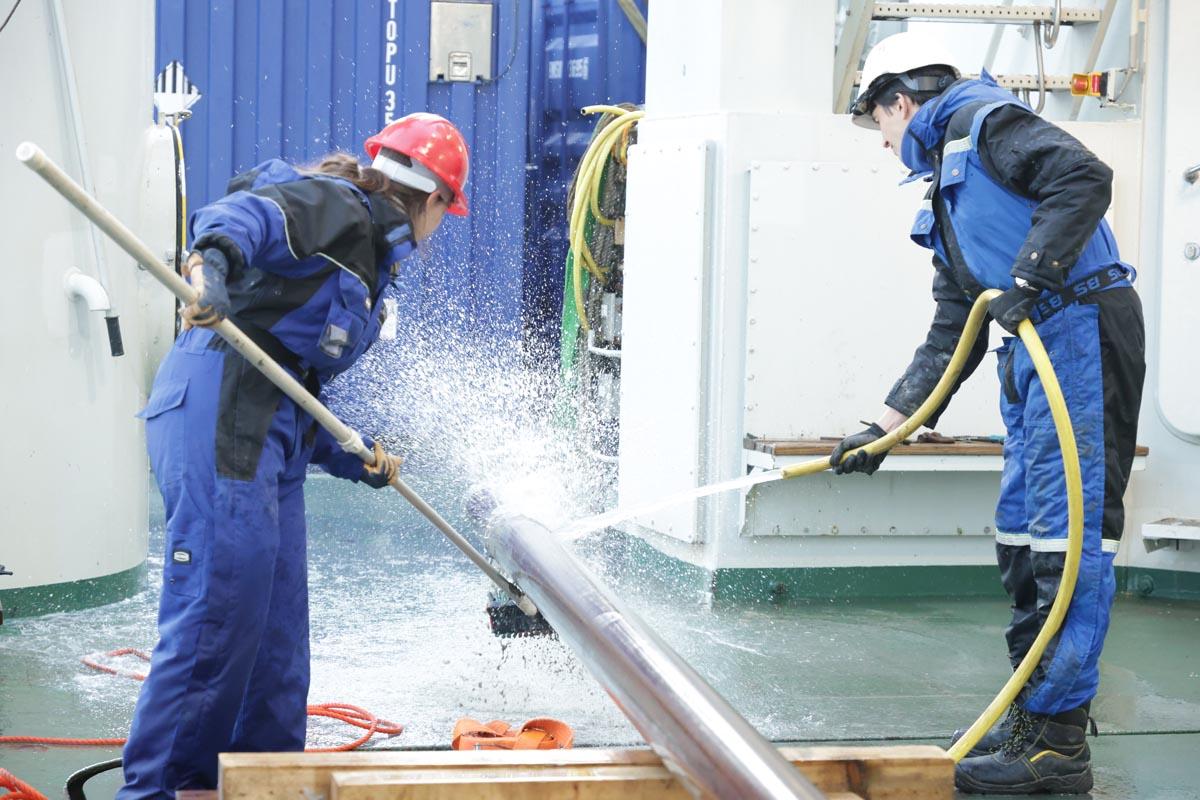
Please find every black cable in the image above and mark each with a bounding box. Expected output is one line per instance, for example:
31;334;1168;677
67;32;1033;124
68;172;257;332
481;0;520;83
0;0;23;36
66;758;123;800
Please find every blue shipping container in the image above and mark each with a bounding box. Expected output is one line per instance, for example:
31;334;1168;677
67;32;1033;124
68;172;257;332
155;0;645;351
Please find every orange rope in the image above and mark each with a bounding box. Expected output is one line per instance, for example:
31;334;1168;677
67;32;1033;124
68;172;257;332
0;650;403;753
305;703;404;752
0;768;49;800
80;647;150;681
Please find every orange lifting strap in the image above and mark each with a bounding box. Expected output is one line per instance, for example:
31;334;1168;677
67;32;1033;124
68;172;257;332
451;717;574;751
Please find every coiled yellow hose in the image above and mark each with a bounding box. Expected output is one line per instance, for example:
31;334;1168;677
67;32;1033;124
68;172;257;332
569;105;644;332
781;290;1083;763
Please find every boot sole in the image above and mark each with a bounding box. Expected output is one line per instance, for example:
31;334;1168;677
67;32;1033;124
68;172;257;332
955;768;1094;795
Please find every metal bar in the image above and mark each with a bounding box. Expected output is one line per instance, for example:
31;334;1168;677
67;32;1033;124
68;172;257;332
1069;0;1118;120
15;142;535;613
483;511;825;800
833;0;875;114
872;3;1101;23
854;70;1075;90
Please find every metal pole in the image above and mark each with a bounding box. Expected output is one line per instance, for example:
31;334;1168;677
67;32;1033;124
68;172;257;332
483;510;825;800
16;141;535;614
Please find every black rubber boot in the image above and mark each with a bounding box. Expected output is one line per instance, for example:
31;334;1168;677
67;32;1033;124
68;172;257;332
955;706;1093;795
950;701;1091;759
949;709;1016;758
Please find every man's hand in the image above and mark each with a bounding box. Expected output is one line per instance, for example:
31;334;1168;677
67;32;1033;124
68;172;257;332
830;423;889;476
988;284;1041;335
181;249;232;330
361;441;403;489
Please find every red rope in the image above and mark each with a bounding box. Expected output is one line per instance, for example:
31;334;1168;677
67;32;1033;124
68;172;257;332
79;647;150;681
0;650;404;754
0;768;49;800
304;703;404;752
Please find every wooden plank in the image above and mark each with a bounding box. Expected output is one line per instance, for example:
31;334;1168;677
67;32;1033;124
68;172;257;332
748;438;1150;458
332;765;868;800
220;745;949;800
331;766;677;800
220;750;665;800
780;746;951;800
757;439;1006;457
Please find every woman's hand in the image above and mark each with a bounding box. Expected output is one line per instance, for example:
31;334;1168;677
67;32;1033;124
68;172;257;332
361;441;404;489
180;249;232;330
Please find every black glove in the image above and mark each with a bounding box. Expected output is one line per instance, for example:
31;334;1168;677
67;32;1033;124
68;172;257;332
988;284;1041;335
183;248;232;327
361;441;403;489
830;423;888;475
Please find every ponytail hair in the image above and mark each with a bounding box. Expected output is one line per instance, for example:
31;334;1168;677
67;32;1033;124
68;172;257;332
307;151;429;223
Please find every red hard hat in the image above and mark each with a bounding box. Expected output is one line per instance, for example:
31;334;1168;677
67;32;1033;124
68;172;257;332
364;113;470;216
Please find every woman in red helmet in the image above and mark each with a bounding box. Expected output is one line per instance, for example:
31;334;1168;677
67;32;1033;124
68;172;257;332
119;113;469;800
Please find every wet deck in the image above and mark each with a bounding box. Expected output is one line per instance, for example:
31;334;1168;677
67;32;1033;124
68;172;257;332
2;477;1197;798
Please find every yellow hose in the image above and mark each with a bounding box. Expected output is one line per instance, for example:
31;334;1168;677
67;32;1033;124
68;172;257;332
781;290;1083;763
569;107;644;331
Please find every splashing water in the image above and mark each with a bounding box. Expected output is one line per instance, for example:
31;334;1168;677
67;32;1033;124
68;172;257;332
555;469;786;540
329;325;792;542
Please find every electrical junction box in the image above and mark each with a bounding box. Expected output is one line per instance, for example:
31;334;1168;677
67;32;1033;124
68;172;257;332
429;1;495;82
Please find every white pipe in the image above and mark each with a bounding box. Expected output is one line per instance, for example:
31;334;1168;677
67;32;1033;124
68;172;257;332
64;268;111;313
48;0;116;317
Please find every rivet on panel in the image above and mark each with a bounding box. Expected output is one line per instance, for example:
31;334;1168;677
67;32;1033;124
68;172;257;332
871;166;879;173
752;194;759;201
783;163;790;170
749;318;757;325
811;163;820;171
842;165;850;173
750;256;758;263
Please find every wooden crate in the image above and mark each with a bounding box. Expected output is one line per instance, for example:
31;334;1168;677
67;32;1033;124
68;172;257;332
218;744;951;800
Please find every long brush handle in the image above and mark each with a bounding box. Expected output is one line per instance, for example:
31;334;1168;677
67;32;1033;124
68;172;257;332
17;141;534;612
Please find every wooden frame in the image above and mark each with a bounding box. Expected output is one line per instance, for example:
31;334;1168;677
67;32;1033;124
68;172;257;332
216;745;951;800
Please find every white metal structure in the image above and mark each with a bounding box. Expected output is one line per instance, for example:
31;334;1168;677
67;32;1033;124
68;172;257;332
618;0;1200;583
0;0;174;599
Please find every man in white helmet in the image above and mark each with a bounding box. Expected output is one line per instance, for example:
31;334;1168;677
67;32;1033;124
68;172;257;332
833;30;1145;795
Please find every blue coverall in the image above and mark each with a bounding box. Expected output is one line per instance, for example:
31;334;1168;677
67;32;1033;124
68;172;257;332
119;160;415;798
894;75;1145;715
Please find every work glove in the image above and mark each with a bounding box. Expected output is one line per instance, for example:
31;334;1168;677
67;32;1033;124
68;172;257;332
181;248;232;329
988;283;1042;335
829;423;889;476
361;440;403;489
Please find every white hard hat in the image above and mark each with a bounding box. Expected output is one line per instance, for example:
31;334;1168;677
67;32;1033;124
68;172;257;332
851;31;960;129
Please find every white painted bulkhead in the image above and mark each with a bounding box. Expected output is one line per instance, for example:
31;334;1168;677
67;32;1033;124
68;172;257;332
0;0;175;596
618;0;1200;580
